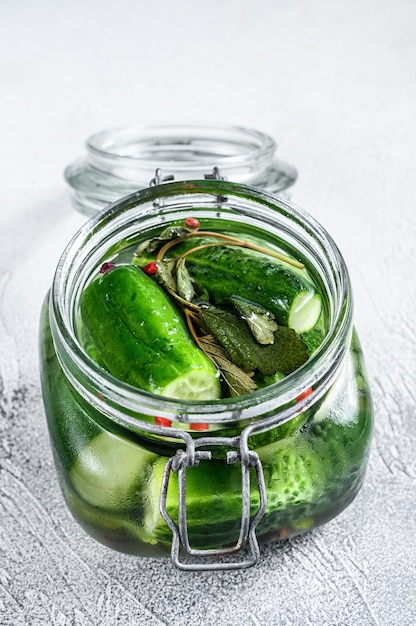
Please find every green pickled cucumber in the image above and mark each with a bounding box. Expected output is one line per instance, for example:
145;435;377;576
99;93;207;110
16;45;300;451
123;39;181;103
134;242;322;334
137;436;330;548
139;456;247;548
70;431;157;511
301;327;326;356
79;265;221;400
183;245;322;333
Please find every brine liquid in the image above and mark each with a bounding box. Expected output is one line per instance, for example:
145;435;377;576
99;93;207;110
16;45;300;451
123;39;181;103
40;302;372;557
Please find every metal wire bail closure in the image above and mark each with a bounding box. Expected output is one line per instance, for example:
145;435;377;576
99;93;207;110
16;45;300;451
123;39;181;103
149;167;227;208
159;435;267;571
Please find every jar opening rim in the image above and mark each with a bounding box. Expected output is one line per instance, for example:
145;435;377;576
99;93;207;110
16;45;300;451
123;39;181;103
86;122;277;168
51;180;352;425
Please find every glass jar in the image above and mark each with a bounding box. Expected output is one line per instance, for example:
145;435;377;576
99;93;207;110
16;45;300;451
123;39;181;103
39;181;372;571
64;123;297;216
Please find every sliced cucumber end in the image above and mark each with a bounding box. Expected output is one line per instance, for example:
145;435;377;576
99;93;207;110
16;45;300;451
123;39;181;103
288;291;322;334
70;432;156;511
161;368;221;401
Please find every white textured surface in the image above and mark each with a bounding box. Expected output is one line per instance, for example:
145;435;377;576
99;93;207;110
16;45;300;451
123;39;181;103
1;1;416;624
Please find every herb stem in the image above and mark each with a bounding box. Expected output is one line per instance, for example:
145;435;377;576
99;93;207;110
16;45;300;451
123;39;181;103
176;241;246;263
197;231;304;268
184;309;203;345
165;287;201;312
156;230;304;269
156;236;190;263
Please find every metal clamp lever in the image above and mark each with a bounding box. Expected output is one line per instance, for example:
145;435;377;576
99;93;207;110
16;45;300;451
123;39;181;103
159;440;267;571
149;167;175;186
204;167;228;203
204;166;227;181
149;168;175;208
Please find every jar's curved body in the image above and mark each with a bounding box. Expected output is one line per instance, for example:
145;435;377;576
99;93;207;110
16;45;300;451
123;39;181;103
40;315;371;556
39;181;372;568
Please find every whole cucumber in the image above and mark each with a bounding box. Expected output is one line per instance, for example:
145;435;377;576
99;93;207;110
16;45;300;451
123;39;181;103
134;241;322;334
79;265;221;400
183;245;322;333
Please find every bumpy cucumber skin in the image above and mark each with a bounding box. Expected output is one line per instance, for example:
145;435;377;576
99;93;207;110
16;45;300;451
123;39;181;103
139;408;371;550
79;266;219;397
134;333;372;550
167;245;315;327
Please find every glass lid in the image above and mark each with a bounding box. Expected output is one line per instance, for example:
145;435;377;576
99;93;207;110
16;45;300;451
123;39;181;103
64;122;298;216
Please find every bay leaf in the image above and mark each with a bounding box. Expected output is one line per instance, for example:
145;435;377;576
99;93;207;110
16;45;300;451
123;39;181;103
155;259;177;292
176;259;195;302
199;335;257;397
